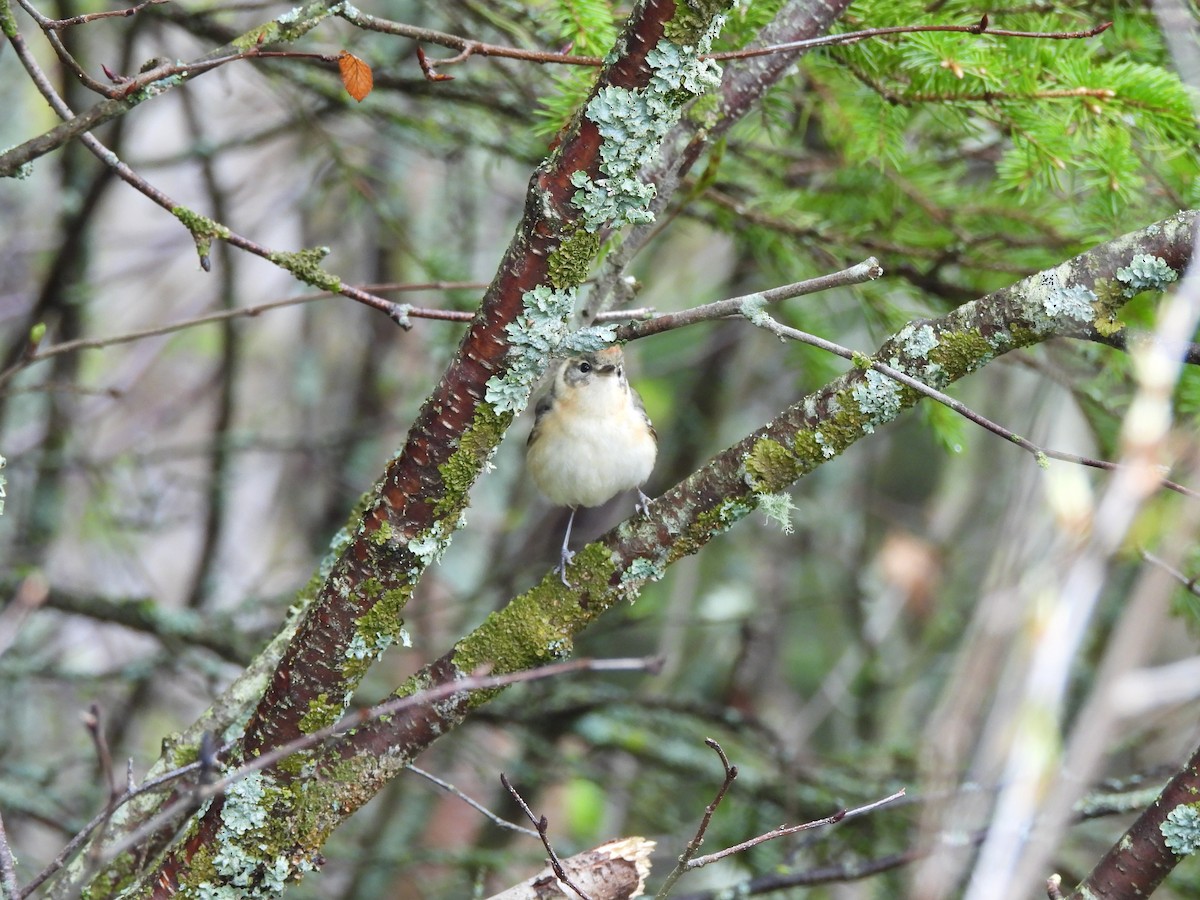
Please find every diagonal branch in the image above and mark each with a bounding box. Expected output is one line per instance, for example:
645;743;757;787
308;210;1196;843
1066;739;1200;899
130;2;739;895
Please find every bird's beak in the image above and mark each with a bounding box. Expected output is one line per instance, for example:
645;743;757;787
593;346;623;373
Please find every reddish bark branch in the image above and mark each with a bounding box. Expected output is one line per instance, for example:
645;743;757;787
143;0;696;892
1068;740;1200;898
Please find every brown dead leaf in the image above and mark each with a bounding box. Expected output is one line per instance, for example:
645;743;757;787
338;51;373;102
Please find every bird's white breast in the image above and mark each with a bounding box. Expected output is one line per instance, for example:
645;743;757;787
527;378;656;509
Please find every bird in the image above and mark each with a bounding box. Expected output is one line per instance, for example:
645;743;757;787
526;345;657;584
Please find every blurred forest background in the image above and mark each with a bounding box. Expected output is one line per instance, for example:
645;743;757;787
3;0;1200;897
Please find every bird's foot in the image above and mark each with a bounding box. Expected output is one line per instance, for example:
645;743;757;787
556;548;576;587
635;489;653;518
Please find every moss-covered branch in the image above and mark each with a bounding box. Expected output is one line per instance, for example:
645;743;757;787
116;1;739;896
299;209;1196;839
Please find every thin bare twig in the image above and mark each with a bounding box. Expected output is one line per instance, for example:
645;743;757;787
91;658;661;869
18;749;235;898
407;765;538;837
22;659;657;897
748;311;1200;500
685;789;907;870
0;6;1114;178
335;6;602;74
654;739;739;899
614;260;883;343
707;16;1112;63
336;7;1111;79
0;284;479;388
2;34;410;328
501;774;592;900
1140;549;1200;596
38;0;166;28
0;286;635;386
595;307;656;324
82;706;118;807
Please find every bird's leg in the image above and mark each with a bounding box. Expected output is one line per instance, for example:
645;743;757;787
557;507;577;586
635;488;652;517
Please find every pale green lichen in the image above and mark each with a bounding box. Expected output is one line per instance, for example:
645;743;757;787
739;293;770;327
664;0;730;45
485;285;574;412
571;28;723;231
852;369;902;427
130;73;185;102
194;772;295;898
813;431;836;459
898;323;939;358
407;528;447;570
565;325;617;353
1044;283;1097;322
620;557;665;595
1162;803;1200;855
1116;254;1178;296
756;492;796;534
485;285;615;414
1025;268;1096;333
920;362;949;390
345;633;372;661
647;38;723;98
191;766;323;898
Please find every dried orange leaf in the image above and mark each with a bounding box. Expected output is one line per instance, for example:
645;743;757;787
338;51;373;102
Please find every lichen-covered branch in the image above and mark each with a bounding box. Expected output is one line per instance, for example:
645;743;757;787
305;210;1196;836
234;0;732;772
587;0;855;316
112;2;739;897
123;208;1189;899
1067;738;1200;898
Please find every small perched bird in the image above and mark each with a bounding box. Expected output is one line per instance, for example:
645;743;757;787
527;346;657;584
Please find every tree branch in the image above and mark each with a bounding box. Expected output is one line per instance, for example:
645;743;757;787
129;2;737;893
612;259;883;341
1067;739;1200;898
654;739;739;898
309;211;1198;857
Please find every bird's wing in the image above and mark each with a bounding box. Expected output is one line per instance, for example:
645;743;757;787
527;392;556;446
630;387;657;444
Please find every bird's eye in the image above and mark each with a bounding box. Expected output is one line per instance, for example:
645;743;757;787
578;361;592;373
